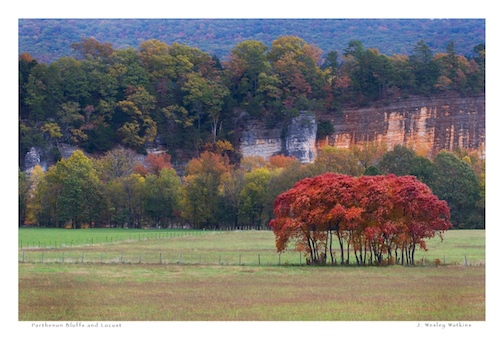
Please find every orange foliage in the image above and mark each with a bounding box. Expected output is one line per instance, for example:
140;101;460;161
268;154;298;169
145;152;173;176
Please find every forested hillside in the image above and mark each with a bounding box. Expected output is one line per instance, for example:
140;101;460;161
19;28;485;230
19;19;485;64
19;34;485;169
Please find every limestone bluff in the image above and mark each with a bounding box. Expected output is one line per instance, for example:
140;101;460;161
239;94;485;163
23;94;484;172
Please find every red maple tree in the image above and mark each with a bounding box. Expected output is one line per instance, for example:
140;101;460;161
270;173;452;266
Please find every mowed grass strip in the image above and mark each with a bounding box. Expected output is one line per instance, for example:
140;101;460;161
18;229;485;266
18;263;484;321
18;228;217;249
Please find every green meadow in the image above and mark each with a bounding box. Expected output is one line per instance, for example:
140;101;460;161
18;229;485;321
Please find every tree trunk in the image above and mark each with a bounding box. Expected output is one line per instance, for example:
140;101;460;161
329;231;334;265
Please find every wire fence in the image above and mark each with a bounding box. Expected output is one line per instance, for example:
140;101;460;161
18;250;484;267
18;230;221;250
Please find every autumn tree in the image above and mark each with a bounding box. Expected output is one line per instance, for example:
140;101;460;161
270;173;451;266
270;173;359;265
181;151;231;228
94;146;141;182
312;146;364;176
267;36;326;112
143;152;173;176
390;175;452;264
71;37;114;60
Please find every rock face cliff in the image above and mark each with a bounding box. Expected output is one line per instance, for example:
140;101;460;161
284;112;318;163
240;111;318;163
23;95;485;172
318;95;485;157
239;95;485;163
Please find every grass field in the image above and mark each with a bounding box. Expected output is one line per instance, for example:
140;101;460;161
18;229;485;321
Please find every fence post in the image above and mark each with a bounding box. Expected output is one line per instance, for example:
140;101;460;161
62;252;65;263
42;253;44;263
22;252;25;263
160;253;162;264
258;254;261;266
464;255;468;266
81;252;84;263
300;252;302;266
278;253;281;266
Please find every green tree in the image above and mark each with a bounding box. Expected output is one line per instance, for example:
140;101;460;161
225;40;271;102
182;72;229;143
19;169;31;226
238;167;273;228
431;151;482;228
117;85;158;149
52;57;91;105
409;40;440;95
19;53;39;119
342;42;394;103
121;173;146;228
220;168;246;229
29;165;58;227
143;168;181;228
377;144;434;185
377;144;417;176
52;150;104;228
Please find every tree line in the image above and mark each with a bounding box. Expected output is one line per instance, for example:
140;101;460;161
19;142;484;230
19;36;485;169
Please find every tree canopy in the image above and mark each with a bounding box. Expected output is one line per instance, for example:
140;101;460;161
270;173;452;265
